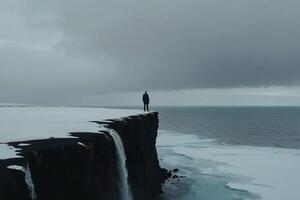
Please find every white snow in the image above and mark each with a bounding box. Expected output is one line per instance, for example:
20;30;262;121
0;107;143;143
0;106;143;160
18;143;30;146
157;131;300;200
0;144;21;160
7;165;24;171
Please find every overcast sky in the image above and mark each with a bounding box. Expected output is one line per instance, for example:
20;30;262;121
1;0;300;106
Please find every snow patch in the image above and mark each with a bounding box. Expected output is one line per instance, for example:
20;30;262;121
0;107;142;142
7;165;23;171
0;144;21;160
18;143;30;146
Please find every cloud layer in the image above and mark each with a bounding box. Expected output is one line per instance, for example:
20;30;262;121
1;0;300;104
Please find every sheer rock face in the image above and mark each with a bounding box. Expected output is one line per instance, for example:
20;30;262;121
102;112;162;200
0;112;164;200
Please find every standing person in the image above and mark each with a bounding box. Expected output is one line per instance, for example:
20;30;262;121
143;91;150;111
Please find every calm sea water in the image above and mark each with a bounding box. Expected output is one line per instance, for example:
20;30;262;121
154;106;300;149
149;106;300;200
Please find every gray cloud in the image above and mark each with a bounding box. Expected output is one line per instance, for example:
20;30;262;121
55;0;300;88
1;0;300;104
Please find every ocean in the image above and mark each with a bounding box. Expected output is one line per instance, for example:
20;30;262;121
152;106;300;200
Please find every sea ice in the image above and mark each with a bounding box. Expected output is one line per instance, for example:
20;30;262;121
157;130;300;200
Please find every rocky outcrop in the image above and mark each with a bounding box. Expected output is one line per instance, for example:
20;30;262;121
0;112;165;200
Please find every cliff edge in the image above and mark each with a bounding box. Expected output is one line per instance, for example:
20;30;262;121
0;112;165;200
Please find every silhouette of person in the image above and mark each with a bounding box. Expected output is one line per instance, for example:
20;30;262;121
143;91;150;111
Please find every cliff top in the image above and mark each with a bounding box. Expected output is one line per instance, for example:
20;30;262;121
0;106;149;159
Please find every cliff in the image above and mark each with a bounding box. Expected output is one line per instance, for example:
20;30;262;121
0;112;165;200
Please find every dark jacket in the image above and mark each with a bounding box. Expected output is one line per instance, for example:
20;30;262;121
143;93;150;104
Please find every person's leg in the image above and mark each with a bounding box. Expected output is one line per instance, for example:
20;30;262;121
144;104;146;111
147;104;149;111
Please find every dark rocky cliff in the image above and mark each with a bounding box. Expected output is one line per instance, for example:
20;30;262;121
0;112;165;200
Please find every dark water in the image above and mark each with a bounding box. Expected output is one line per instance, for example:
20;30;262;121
155;106;300;149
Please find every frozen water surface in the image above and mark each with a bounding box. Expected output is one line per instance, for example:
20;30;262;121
157;131;300;200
